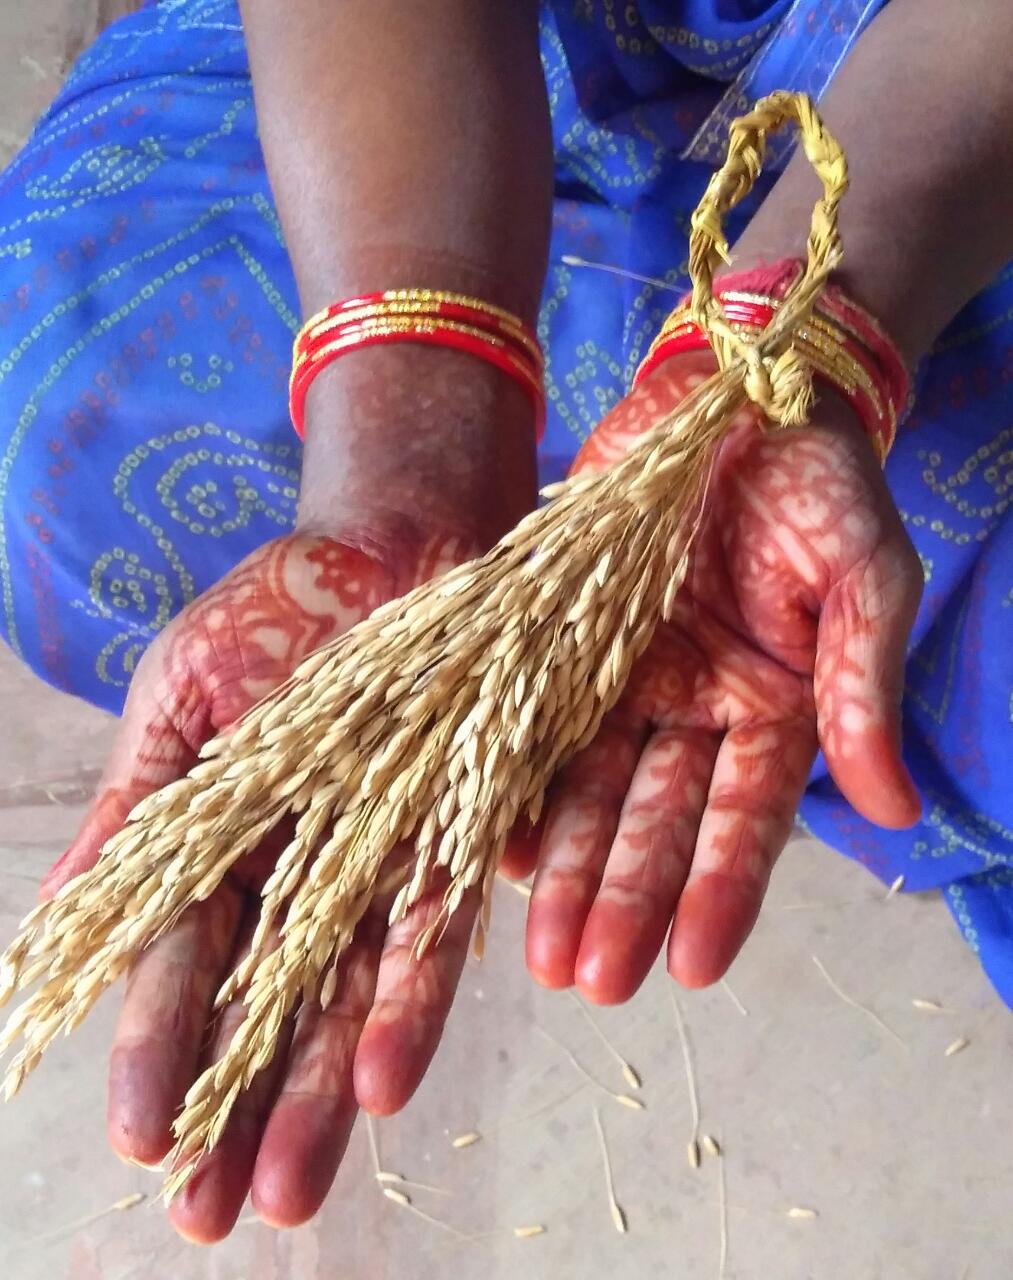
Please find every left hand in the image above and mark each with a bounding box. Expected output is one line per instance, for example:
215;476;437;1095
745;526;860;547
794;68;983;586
40;339;539;1240
517;351;923;1003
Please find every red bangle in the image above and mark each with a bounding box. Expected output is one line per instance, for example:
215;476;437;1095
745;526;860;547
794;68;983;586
633;262;909;464
298;292;543;371
289;289;545;441
637;318;895;464
818;283;910;415
636;307;897;461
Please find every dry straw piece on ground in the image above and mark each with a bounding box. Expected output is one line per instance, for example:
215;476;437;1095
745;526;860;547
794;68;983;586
450;1083;584;1150
811;953;905;1048
568;990;643;1090
0;91;849;1196
536;1024;644;1110
670;990;704;1169
592;1106;628;1235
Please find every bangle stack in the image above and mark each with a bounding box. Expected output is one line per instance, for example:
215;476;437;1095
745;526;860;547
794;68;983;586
288;268;908;465
289;288;545;440
633;261;910;464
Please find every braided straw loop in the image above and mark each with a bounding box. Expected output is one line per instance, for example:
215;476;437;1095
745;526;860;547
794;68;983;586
688;90;849;426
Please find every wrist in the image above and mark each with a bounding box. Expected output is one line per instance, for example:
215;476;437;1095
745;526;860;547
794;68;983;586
731;190;945;371
643;261;905;463
289;244;545;339
729;244;926;370
295;342;537;555
576;347;878;481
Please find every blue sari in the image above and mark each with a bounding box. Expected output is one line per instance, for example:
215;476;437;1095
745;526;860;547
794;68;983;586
1;1;1011;999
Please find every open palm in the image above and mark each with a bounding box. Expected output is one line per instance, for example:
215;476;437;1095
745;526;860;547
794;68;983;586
42;525;505;1241
524;352;923;1002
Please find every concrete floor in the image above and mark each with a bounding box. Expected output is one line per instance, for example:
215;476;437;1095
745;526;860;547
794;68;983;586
1;641;1010;1280
1;5;1012;1279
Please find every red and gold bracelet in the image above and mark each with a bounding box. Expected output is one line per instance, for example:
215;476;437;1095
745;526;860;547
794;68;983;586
289;288;545;440
633;261;910;464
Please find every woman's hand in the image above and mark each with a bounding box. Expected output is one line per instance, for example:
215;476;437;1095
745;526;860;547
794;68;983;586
43;522;529;1242
522;352;924;1003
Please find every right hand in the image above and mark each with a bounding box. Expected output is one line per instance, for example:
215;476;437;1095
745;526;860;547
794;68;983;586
520;352;924;1002
45;524;531;1241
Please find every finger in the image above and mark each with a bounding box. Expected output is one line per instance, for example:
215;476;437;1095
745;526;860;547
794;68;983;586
575;727;721;1005
668;718;817;988
569;352;719;477
498;815;544;882
354;887;477;1116
41;788;140;901
106;884;243;1168
816;530;924;828
252;926;384;1228
525;713;645;989
167;955;294;1244
41;654;199;899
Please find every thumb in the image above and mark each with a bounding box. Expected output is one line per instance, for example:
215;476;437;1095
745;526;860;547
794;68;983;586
568;353;721;479
40;653;202;900
815;530;924;829
42;531;409;901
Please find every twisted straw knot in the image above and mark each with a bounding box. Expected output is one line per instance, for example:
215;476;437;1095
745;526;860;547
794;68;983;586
685;90;848;429
740;341;814;427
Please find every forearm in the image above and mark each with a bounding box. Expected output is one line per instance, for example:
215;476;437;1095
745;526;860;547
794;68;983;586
239;0;553;545
734;0;1013;365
